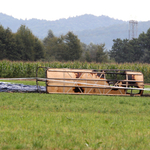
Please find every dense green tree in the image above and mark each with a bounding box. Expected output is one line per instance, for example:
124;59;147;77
16;25;35;61
15;25;44;61
63;31;82;61
85;50;91;62
138;29;150;63
5;28;18;60
110;38;134;63
139;49;150;63
86;43;97;61
44;31;82;61
0;25;6;59
34;38;45;61
0;26;19;60
129;39;144;62
43;30;54;46
96;44;108;62
43;31;65;61
44;36;61;61
144;28;150;50
110;28;150;63
14;33;25;60
84;43;108;62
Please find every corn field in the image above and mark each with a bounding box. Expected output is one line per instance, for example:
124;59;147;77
0;60;150;83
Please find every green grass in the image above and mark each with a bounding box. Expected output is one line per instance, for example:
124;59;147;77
0;80;45;86
0;93;150;149
144;85;150;94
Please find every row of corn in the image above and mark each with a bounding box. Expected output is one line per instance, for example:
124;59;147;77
0;60;150;83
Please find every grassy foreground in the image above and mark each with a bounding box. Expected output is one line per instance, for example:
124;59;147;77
0;93;150;150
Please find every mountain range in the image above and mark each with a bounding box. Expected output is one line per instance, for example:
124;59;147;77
0;13;150;50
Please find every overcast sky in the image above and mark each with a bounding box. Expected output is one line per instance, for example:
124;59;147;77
0;0;150;21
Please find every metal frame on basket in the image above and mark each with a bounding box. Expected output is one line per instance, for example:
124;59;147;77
36;67;144;96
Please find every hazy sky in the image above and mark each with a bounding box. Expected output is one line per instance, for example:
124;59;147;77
0;0;149;21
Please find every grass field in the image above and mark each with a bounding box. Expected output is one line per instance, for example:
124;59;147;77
0;90;150;150
1;60;150;149
0;80;45;86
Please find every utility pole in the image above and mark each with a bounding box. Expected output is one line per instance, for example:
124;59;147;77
128;20;138;40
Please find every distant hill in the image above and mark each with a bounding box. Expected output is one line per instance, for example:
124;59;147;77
0;13;150;50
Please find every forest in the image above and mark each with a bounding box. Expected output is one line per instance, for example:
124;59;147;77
110;28;150;63
0;24;150;63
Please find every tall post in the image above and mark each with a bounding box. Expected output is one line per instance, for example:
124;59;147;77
129;20;138;40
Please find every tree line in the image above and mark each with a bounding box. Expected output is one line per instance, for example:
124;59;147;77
110;28;150;63
0;25;109;62
0;25;44;61
0;24;150;63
